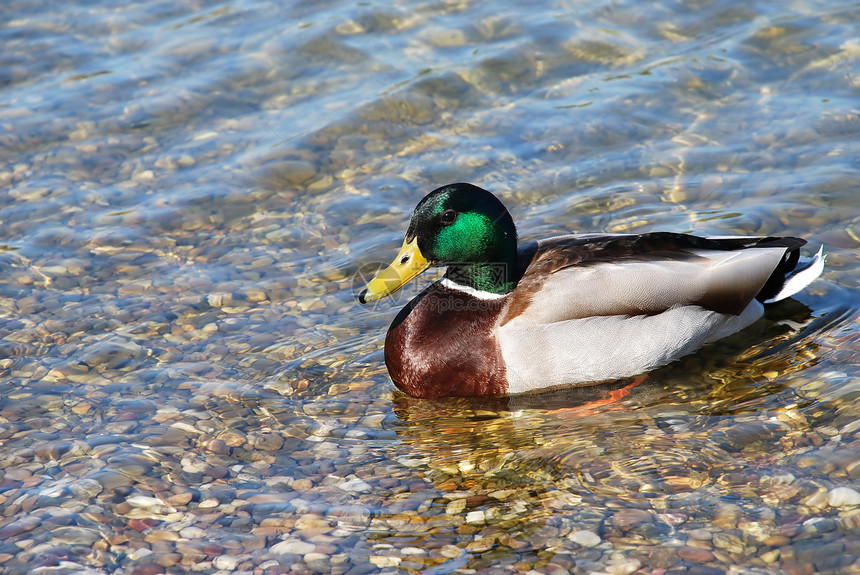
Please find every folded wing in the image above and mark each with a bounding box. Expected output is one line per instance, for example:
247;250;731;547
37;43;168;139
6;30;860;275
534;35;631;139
504;233;809;325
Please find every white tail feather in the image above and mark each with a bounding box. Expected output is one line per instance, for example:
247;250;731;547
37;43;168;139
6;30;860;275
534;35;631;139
763;245;825;304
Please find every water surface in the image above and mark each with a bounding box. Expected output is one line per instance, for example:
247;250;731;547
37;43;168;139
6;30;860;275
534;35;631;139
1;0;859;573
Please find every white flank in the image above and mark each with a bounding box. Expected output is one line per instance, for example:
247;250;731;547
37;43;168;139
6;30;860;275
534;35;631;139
499;302;765;394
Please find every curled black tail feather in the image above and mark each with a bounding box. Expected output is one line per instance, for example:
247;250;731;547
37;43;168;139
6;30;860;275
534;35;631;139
756;247;802;302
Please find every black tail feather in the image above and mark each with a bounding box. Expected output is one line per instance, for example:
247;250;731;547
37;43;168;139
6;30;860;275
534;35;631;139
755;246;804;303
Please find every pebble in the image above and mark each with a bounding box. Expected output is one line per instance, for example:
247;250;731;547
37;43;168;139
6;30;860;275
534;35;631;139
606;557;642;575
569;530;602;548
68;478;103;499
689;528;713;541
828;487;860;507
304;552;331;572
803;488;829;509
369;556;401;568
338;477;372;493
678;546;716;562
0;4;856;575
50;526;102;546
270;539;315;555
179;526;206;539
212;555;240;570
465;510;485;524
712;532;745;554
610;509;652;530
440;544;464;558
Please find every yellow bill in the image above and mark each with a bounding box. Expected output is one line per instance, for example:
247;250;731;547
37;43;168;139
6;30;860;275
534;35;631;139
358;237;430;303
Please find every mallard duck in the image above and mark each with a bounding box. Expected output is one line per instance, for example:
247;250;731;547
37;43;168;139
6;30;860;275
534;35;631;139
358;183;825;399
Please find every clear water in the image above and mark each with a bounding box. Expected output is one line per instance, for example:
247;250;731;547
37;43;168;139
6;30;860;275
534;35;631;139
1;0;859;573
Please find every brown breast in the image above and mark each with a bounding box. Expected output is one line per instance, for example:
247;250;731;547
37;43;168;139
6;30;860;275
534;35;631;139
384;283;507;398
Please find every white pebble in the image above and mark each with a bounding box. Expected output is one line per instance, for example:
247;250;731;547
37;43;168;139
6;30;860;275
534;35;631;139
369;556;401;567
465;510;485;524
458;460;475;473
270;538;315;555
179;526;206;539
607;557;642;575
828;486;860;507
338;477;372;493
212;555;240;570
568;529;601;548
126;495;164;508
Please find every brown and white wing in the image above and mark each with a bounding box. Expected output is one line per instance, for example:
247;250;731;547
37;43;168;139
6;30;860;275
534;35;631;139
503;233;796;325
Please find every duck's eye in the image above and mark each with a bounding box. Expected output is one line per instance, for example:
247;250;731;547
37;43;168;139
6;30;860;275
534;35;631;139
440;209;457;225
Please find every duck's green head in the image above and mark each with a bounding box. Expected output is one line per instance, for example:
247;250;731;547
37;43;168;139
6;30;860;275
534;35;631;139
359;183;518;303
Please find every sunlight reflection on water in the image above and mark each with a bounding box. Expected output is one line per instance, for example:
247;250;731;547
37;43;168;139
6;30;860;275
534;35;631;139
0;0;858;572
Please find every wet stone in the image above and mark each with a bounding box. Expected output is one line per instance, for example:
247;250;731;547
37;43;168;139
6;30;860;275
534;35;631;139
794;539;845;565
67;478;104;499
678;546;716;562
212;555;240;570
686;566;727;575
712;532;745;554
50;526;102;546
568;530;601;548
606;557;643;575
270;539;315;555
0;1;857;574
610;509;653;531
130;563;166;575
689;528;713;541
828;487;860;507
304;552;332;573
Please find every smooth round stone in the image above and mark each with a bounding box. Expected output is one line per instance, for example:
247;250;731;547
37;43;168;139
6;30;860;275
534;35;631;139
212;555;240;570
568;530;601;548
304;552;331;573
688;528;713;541
606;557;642;575
179;526;206;539
338;477;371;493
763;534;791;546
610;509;652;530
69;478;103;499
369;555;401;568
465;510;485;524
126;495;168;510
50;526;102;546
712;532;744;554
295;514;331;531
167;492;193;506
4;468;33;481
270;539;315;555
828;486;860;507
678;546;715;562
439;545;464;558
803;488;829;509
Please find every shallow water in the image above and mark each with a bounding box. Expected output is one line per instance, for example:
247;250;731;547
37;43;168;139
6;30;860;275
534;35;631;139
1;0;859;573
